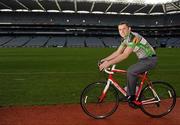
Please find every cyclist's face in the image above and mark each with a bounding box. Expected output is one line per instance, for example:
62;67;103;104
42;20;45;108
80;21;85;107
118;24;131;38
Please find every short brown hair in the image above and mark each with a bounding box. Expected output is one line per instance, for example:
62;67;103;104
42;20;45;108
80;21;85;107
119;21;130;27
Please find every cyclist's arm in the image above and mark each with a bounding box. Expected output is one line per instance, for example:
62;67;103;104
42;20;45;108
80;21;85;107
99;46;133;71
101;45;125;62
109;35;141;64
108;46;133;65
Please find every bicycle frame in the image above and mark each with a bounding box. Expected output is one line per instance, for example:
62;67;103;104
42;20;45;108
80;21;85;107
99;65;160;105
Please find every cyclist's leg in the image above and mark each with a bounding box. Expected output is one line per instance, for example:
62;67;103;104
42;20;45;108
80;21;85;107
127;57;157;99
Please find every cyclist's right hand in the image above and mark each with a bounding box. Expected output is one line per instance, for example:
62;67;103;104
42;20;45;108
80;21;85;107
98;60;105;72
98;60;104;67
98;60;110;71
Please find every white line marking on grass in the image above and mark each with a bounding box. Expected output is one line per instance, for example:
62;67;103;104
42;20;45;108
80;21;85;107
14;79;25;81
0;69;179;75
0;71;97;75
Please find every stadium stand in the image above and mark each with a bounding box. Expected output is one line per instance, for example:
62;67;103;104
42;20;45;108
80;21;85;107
166;37;180;48
101;37;120;48
2;36;31;48
0;36;14;47
0;36;179;48
85;37;105;48
24;36;49;47
146;37;159;48
46;37;66;47
66;37;85;47
0;0;179;48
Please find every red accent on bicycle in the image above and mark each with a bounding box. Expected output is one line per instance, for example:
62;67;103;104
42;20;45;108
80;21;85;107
80;65;176;119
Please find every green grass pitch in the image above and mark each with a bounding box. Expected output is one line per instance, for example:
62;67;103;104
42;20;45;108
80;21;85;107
0;48;179;106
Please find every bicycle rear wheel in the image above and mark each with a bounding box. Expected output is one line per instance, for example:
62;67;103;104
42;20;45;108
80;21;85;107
80;82;119;119
140;81;176;118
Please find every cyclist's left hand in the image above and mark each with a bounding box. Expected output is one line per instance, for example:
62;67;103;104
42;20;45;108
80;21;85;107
99;61;110;71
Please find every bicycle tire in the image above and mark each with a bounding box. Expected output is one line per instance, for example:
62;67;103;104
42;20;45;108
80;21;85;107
80;82;119;119
140;81;176;118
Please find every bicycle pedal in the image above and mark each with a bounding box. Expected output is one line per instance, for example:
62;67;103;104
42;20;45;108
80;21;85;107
128;101;141;109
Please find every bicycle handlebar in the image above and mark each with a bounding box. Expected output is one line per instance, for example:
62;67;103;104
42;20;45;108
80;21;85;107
104;65;116;74
98;60;116;74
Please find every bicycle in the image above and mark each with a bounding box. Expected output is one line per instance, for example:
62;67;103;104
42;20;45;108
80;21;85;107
80;64;176;119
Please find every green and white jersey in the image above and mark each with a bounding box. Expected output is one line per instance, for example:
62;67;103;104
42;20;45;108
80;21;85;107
119;32;156;59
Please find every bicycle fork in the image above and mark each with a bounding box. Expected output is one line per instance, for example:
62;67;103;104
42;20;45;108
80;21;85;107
98;80;111;103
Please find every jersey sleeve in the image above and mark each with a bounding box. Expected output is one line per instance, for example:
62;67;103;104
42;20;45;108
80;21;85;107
127;42;136;48
127;34;141;48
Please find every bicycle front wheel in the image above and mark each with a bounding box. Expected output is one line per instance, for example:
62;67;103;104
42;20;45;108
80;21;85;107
140;81;176;118
80;82;119;119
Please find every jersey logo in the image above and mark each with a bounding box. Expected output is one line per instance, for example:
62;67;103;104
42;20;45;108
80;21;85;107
133;37;140;44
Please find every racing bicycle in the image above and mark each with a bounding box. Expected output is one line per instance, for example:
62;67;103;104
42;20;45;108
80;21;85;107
80;64;176;119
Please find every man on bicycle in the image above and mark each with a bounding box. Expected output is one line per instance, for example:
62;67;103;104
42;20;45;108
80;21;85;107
99;21;157;108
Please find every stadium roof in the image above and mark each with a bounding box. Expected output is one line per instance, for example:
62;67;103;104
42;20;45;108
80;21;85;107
0;0;179;15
